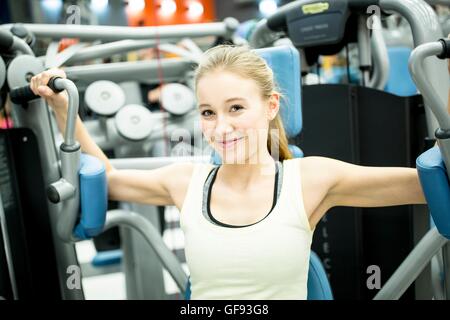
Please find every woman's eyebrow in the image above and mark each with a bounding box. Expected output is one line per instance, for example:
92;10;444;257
199;97;247;109
225;97;246;103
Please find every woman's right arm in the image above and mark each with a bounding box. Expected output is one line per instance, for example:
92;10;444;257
30;69;190;207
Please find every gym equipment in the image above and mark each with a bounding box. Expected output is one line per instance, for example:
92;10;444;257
384;47;418;96
27;22;208;299
118;81;144;106
0;56;5;89
84;80;126;116
9;24;36;49
0;128;63;299
0;28;82;299
374;38;450;299
114;104;154;141
82;109;200;152
160;83;196;116
1;18;239;42
250;0;447;299
0;27;196;299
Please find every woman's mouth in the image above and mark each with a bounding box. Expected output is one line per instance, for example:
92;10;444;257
217;137;244;149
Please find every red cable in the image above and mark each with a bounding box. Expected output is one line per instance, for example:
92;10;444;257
150;0;181;301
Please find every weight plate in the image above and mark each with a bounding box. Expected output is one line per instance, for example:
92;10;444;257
85;80;125;116
114;104;153;141
160;83;195;116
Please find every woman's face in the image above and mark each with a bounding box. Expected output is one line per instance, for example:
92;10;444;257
196;70;278;164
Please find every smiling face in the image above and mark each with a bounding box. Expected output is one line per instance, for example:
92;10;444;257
197;70;279;164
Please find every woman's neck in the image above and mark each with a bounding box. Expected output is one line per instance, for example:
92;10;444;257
218;153;277;190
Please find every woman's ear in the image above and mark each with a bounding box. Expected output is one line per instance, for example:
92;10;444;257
268;92;280;120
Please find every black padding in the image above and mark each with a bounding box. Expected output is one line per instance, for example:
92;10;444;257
437;39;450;59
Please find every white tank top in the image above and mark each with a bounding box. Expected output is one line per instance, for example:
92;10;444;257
180;158;314;300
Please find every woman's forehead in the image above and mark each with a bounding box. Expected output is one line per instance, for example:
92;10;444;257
196;71;260;103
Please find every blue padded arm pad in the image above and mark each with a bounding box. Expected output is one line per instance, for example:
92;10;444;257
288;144;304;159
254;46;302;138
416;147;450;239
384;47;417;97
307;251;333;300
74;153;108;240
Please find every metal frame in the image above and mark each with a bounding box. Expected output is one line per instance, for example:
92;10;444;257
64;58;196;86
1;18;239;42
375;228;449;299
250;0;446;137
6;41;84;300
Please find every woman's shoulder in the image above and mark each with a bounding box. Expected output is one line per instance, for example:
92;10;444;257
284;156;338;180
164;161;214;209
285;156;335;167
166;161;215;182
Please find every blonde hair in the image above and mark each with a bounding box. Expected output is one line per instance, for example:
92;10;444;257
194;45;293;161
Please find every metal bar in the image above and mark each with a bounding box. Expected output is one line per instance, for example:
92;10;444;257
357;16;371;86
249;18;281;49
104;209;189;295
374;228;448;300
369;15;390;90
409;42;450;176
381;0;446;138
64;39;159;64
1;18;238;42
64;58;195;85
409;43;450;130
57;79;79;147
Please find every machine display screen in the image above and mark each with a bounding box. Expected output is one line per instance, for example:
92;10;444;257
286;0;349;47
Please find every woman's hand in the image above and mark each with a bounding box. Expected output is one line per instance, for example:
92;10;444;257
30;68;69;112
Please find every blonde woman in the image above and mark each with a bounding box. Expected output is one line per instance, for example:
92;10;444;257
31;45;430;300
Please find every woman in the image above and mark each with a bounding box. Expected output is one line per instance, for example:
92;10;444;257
31;45;432;300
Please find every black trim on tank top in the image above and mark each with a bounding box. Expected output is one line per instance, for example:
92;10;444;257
206;162;279;228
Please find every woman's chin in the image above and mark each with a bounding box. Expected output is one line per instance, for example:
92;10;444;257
216;151;246;164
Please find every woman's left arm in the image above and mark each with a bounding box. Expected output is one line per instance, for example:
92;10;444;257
324;159;427;208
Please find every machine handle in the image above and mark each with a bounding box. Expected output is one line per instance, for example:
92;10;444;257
9;76;65;104
437;38;450;59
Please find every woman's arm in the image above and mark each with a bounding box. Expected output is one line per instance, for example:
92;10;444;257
320;158;426;208
31;69;192;208
31;68;115;173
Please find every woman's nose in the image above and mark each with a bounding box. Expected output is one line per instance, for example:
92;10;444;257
215;116;234;137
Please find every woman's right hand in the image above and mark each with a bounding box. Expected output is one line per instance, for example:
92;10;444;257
30;68;69;112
